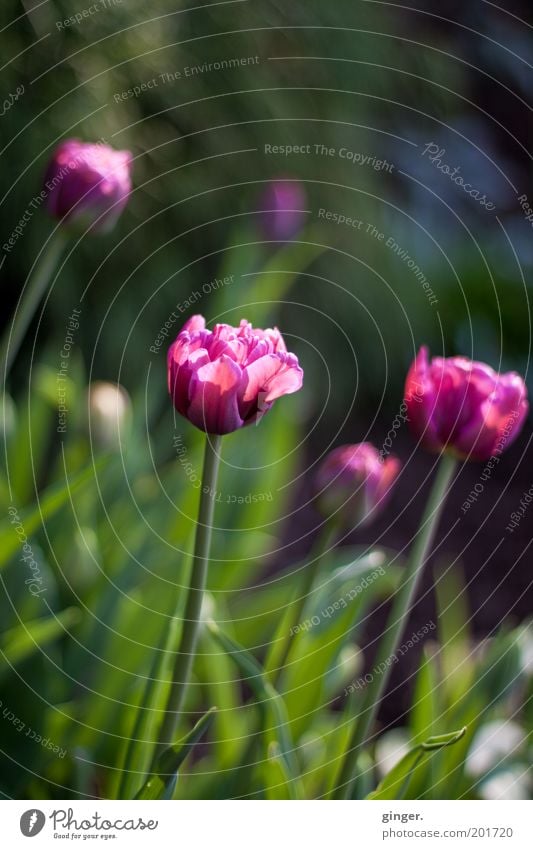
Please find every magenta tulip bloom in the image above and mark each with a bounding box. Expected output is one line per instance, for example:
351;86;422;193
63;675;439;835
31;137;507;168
167;315;303;434
314;443;401;527
405;347;529;461
44;139;133;233
258;179;307;241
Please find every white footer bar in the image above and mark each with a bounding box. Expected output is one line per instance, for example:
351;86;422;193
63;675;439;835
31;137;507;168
3;800;531;848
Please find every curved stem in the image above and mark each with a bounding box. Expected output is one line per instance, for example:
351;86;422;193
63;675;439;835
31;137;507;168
334;454;457;799
0;229;68;382
157;434;222;751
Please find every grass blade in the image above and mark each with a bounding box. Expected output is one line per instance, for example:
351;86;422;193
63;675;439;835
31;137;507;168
135;707;216;800
207;620;303;798
367;727;466;800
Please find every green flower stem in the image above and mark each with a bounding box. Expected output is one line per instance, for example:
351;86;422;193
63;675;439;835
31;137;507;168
266;522;338;686
157;434;222;751
334;454;457;799
0;229;68;382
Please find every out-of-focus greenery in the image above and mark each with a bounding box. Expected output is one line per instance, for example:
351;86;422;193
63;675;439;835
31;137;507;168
0;0;532;800
1;369;531;799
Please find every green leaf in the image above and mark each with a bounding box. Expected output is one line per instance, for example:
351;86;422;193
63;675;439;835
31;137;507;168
323;690;379;800
207;620;303;799
0;607;81;680
436;629;523;799
410;645;440;745
8;391;55;504
264;742;295;800
0;459;107;571
198;621;245;771
208;403;301;594
407;646;442;798
216;235;324;330
281;551;396;741
135;707;217;800
367;727;466;800
478;631;523;707
263;590;306;680
238;240;325;323
421;729;467;750
116;611;180;799
434;563;473;703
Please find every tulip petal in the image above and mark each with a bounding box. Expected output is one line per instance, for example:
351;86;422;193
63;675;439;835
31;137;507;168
405;347;442;450
169;347;209;416
182;315;206;334
239;353;303;423
187;355;244;434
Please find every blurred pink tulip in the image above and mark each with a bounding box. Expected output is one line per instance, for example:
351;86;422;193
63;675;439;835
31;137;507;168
44;139;132;233
258;179;307;241
405;346;528;461
168;315;303;434
315;442;401;527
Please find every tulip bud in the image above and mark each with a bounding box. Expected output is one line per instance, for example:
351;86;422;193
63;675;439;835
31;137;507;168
44;139;133;234
167;315;303;435
257;179;307;241
405;347;529;461
87;381;131;450
314;443;401;528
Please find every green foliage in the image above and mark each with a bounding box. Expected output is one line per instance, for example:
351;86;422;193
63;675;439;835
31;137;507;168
368;728;467;800
135;707;217;800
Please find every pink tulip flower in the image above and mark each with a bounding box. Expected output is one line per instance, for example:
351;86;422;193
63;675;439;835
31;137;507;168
405;347;528;461
315;443;401;527
44;139;133;233
168;315;304;434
